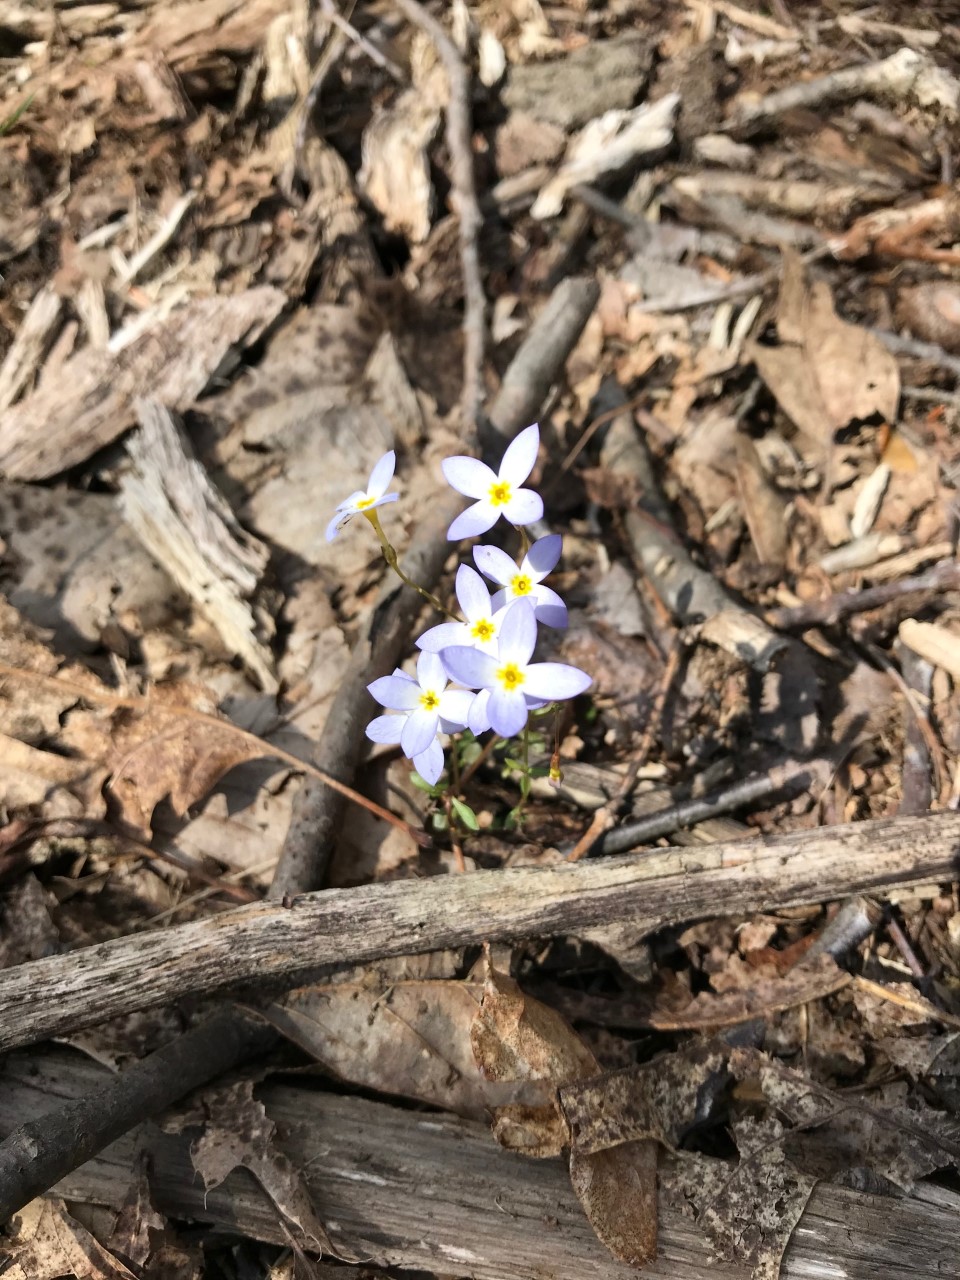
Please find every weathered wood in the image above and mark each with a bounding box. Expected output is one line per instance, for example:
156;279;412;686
0;813;958;1055
1;1049;957;1279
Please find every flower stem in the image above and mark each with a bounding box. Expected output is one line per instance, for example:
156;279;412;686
460;732;501;788
365;511;457;619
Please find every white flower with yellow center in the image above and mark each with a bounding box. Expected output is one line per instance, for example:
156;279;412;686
473;533;568;629
366;651;475;785
440;599;591;739
441;423;544;540
416;564;507;657
326;450;399;542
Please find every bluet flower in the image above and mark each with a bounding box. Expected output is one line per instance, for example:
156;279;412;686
366;651;475;785
473;534;568;629
440;599;591;739
326;450;399;542
417;564;507;656
442;423;544;540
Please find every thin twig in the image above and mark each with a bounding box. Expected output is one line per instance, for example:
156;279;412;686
392;0;485;435
766;559;960;631
567;641;684;861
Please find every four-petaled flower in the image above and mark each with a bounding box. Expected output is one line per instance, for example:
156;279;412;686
366;651;474;785
442;423;544;540
440;599;591;739
416;564;507;656
326;449;399;542
473;534;568;629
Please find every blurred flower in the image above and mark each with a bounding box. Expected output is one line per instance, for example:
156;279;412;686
326;450;399;542
473;533;568;629
416;564;507;656
440;599;591;738
442;424;543;540
366;651;474;785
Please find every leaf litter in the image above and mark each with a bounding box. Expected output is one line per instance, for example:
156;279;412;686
3;0;960;1277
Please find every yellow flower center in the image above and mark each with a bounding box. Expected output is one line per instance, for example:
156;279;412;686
510;574;533;596
489;481;512;508
496;663;525;691
470;618;495;642
420;690;440;710
356;495;376;509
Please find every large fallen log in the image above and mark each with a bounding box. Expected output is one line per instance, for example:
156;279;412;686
2;1048;957;1280
0;812;958;1056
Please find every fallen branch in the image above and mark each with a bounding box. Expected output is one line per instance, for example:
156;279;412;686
4;1052;959;1280
1;813;957;1058
392;0;486;436
766;559;960;632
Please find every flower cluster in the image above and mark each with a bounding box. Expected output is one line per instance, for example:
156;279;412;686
329;424;591;785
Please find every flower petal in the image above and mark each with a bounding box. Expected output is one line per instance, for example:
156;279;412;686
441;455;496;499
401;706;439;757
367;673;421;711
501;487;543;527
416;649;447;692
455;563;491;621
524;533;562;580
468;688;491;734
366;450;396;498
369;492;399;512
416;621;470;653
498;423;539;487
521;661;592;701
447;501;499;541
497;598;537;667
325;511;348;542
365;714;405;744
413;738;444;785
438;686;474;727
488;687;528;737
472;544;519;588
440;644;498;689
531;585;568;629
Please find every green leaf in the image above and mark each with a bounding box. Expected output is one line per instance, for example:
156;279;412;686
450;797;480;831
519;775;532;799
458;740;482;766
431;810;449;831
502;756;525;772
0;93;33;137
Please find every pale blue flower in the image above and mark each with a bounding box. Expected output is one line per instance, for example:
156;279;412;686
326;450;399;542
473;533;568;629
366;651;474;785
440;599;591;739
417;564;508;656
442;424;544;540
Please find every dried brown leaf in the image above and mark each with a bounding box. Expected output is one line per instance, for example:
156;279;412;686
266;979;522;1120
569;1140;658;1268
0;874;60;969
650;954;851;1030
662;1119;816;1280
4;1197;137;1280
107;1155;165;1269
61;680;263;838
560;1042;731;1155
190;1080;339;1258
750;250;900;445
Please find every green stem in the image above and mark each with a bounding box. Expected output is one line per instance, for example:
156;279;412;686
365;511;458;619
460;732;501;788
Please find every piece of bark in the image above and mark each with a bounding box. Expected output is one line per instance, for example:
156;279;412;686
0;812;958;1057
483;275;599;449
0;288;285;480
0;284;62;410
119;400;276;690
3;1052;959;1280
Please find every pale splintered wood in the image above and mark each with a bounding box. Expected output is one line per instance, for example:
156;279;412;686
0;813;958;1055
2;1050;958;1280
